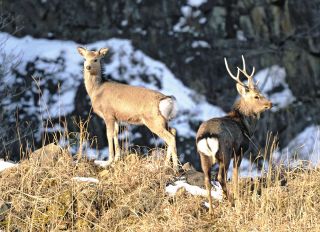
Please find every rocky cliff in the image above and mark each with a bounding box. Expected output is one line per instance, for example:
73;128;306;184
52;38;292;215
2;0;320;166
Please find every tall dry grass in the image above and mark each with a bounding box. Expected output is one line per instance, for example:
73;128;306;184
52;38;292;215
0;142;320;231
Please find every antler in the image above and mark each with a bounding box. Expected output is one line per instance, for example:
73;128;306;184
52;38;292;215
237;55;255;89
224;57;246;87
224;55;256;89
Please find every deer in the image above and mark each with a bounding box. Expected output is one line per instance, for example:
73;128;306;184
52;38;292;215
77;47;179;170
196;56;272;214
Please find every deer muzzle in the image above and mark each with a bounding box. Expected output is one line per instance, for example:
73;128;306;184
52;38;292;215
265;102;272;109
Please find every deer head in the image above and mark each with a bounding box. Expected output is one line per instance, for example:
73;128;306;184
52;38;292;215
224;55;272;115
77;47;109;75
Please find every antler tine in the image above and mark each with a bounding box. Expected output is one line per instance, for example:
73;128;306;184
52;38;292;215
238;55;256;88
224;57;245;86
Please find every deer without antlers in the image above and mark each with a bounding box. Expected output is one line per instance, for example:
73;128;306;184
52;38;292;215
77;47;179;170
196;56;272;214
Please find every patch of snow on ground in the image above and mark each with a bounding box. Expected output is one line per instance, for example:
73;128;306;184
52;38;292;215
166;179;223;201
273;125;320;167
72;177;99;183
187;0;207;7
0;160;17;172
253;65;295;111
94;160;111;168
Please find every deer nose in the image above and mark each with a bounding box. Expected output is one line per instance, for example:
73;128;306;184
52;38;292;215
265;102;272;109
86;65;91;70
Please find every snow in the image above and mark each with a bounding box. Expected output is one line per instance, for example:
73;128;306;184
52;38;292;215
191;40;211;48
94;160;111;168
166;179;223;201
181;6;192;17
0;160;17;172
72;177;99;184
228;158;265;179
187;0;207;7
236;30;247;42
173;4;206;34
253;65;295;111
273;125;320;167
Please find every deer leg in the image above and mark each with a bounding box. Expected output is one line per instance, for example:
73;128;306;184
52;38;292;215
114;121;121;161
200;153;214;215
217;159;232;202
145;121;178;171
166;127;177;166
105;119;115;165
232;153;242;199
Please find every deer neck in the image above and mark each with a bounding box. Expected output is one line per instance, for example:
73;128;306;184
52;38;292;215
83;69;103;100
231;99;258;137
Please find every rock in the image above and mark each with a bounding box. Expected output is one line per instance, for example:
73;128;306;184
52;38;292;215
29;143;70;165
0;201;11;222
185;169;205;188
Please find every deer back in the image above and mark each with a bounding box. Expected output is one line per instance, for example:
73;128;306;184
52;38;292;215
196;116;249;161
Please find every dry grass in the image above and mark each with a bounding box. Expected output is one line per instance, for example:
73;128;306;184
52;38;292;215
0;146;320;231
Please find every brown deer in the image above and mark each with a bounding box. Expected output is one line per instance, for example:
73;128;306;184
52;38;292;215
196;56;272;214
77;47;179;170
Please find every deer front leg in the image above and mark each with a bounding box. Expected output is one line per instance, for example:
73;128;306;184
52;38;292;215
114;121;121;161
105;119;115;166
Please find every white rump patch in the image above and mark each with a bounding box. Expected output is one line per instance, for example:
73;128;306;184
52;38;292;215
197;137;219;163
159;97;178;120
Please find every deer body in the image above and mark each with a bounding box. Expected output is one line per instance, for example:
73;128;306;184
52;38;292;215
196;56;272;214
78;47;178;169
90;82;171;124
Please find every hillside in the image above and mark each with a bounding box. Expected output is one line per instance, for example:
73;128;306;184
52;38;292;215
0;144;320;231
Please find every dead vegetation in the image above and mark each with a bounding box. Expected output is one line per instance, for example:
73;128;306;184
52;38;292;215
0;145;320;231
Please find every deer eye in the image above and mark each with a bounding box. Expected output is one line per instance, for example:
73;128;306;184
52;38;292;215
94;59;98;62
254;95;259;99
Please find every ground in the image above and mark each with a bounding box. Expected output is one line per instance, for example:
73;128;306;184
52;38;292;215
0;145;320;231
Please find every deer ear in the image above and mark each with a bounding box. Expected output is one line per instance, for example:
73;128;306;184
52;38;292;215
77;47;87;57
98;48;109;56
236;83;247;96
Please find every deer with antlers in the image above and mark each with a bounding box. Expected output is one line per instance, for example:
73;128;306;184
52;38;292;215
77;47;179;170
196;56;272;214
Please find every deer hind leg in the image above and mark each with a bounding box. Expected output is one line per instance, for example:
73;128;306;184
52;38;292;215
200;153;214;215
145;120;178;171
166;126;177;167
218;157;232;203
232;151;242;200
113;121;121;161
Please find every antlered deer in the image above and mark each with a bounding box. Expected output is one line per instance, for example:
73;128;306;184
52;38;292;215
196;56;272;214
77;47;178;170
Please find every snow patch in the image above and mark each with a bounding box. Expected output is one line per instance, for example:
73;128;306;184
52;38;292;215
273;125;320;167
187;0;207;7
0;160;17;172
72;177;99;184
191;40;210;49
166;179;223;201
253;65;295;111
